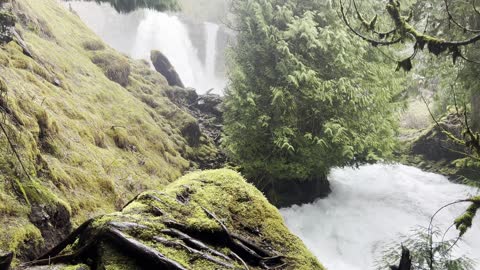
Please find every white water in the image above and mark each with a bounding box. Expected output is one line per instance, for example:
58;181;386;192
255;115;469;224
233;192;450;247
66;2;227;94
281;164;480;270
204;22;221;92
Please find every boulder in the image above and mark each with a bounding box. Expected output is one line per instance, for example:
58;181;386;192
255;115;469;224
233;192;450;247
411;114;466;162
181;119;201;147
263;176;331;208
164;86;198;106
195;93;223;118
406;113;480;183
21;169;324;270
151;50;185;88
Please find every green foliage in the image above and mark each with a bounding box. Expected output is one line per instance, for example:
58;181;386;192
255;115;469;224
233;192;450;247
376;227;475;270
223;0;405;185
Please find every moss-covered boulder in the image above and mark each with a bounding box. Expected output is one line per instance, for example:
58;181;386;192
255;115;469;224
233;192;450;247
402;113;480;184
21;169;324;270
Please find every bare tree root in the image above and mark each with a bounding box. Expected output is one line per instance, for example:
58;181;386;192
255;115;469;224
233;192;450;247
153;236;234;268
37;218;94;260
104;228;188;270
25;198;287;270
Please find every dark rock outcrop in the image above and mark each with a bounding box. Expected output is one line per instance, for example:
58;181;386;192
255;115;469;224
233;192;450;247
27;203;71;260
196;93;223;118
263;176;331;208
164;87;226;169
151;50;184;88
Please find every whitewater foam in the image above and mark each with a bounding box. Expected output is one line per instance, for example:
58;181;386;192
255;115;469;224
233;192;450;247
281;164;480;269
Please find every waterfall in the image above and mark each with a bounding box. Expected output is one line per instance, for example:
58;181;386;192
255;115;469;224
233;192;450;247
281;164;480;270
131;11;206;91
129;12;226;94
204;22;220;92
66;2;227;94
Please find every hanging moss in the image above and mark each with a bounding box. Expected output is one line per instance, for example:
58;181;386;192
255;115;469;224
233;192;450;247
455;197;480;236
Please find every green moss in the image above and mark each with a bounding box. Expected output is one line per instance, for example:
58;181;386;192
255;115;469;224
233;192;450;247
455;197;480;236
91;52;131;86
82;39;105;51
0;0;203;259
58;169;324;270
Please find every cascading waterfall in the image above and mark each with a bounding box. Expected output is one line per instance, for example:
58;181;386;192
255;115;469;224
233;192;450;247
204;22;220;92
66;2;227;94
132;16;225;93
132;11;206;90
281;164;480;270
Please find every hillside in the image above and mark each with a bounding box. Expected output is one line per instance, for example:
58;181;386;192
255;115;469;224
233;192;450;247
0;0;218;261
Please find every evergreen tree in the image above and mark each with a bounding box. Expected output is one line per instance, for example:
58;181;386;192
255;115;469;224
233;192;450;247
223;0;405;203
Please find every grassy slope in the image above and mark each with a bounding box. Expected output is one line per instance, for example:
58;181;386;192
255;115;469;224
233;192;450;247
0;0;207;259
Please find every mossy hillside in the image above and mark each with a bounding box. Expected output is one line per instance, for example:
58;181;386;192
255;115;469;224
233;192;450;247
50;169;324;270
0;0;213;260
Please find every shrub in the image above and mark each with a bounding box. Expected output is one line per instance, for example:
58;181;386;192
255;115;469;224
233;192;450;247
83;40;105;51
91;53;130;87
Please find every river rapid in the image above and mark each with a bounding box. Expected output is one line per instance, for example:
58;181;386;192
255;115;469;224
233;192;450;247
281;164;480;269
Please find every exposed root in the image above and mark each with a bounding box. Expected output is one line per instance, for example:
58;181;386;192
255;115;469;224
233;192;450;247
25;202;287;269
161;228;231;261
230;251;250;270
154;236;234;268
104;228;187;270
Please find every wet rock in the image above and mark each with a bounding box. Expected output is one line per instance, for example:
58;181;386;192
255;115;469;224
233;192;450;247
164;87;226;169
196;94;222;118
181;120;201;147
0;250;13;270
405;113;480;183
0;13;15;44
28;203;71;259
263;176;331;208
151;50;184;88
164;87;198;106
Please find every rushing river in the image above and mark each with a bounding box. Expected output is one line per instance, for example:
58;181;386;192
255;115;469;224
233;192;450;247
281;164;480;270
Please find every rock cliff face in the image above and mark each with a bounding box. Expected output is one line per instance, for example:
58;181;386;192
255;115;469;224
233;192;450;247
15;170;324;270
